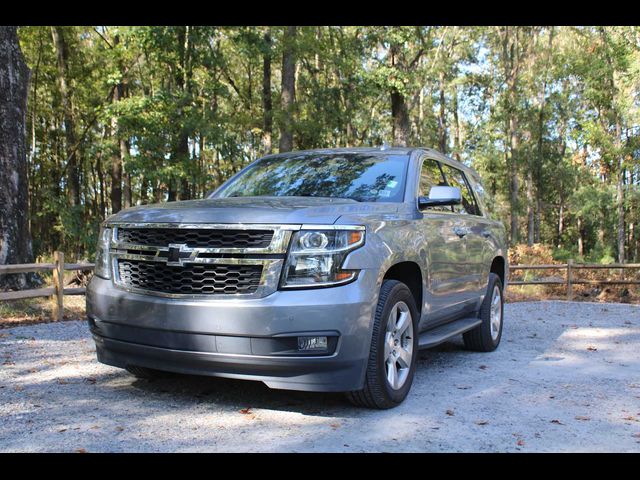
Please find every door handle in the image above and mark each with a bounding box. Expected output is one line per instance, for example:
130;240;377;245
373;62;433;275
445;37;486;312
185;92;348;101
453;226;470;238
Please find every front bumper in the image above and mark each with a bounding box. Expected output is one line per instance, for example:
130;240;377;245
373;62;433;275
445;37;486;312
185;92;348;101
86;270;378;392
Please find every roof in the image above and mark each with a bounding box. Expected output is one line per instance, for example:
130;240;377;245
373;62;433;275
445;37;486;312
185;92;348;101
270;146;416;156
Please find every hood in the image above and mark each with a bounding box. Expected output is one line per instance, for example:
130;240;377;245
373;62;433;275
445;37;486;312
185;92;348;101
106;196;401;226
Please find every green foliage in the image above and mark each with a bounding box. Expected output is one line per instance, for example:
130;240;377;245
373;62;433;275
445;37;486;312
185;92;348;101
12;26;640;263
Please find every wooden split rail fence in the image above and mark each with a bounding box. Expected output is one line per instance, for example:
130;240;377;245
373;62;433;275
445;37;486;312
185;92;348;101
509;259;640;300
0;252;94;321
1;254;640;320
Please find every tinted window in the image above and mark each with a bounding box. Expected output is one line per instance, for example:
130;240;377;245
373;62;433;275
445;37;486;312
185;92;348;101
216;153;409;203
440;164;481;216
419;158;451;212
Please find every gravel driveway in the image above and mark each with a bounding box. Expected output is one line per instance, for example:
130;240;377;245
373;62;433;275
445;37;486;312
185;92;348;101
1;301;639;452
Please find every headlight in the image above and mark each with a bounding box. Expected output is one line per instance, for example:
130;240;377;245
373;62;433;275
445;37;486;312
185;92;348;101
280;227;365;288
95;227;112;279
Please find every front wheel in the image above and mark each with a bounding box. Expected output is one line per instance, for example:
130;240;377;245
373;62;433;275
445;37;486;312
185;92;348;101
346;279;419;409
463;273;504;352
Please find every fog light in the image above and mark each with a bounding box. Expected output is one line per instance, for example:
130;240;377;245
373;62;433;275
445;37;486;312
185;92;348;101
297;336;328;351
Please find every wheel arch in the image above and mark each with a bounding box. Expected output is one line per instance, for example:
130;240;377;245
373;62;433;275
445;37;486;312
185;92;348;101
489;255;506;288
382;261;424;315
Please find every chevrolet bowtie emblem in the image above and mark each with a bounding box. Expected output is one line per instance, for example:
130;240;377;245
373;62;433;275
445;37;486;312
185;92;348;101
161;244;195;266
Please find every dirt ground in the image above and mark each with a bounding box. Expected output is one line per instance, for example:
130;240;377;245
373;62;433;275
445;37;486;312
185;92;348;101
1;301;639;452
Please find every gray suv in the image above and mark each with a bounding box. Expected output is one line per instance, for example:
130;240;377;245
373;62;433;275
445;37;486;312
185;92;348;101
87;147;507;409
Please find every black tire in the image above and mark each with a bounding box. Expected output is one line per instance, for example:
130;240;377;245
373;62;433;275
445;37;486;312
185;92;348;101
125;365;169;380
463;273;504;352
346;279;419;409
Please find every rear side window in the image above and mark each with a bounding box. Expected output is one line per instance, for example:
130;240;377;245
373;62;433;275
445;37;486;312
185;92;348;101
440;164;481;216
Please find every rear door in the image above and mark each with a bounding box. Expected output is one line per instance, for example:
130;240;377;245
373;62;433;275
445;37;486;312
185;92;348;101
438;163;485;301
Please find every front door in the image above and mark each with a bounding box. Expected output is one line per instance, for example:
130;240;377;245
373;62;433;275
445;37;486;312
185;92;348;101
417;157;470;325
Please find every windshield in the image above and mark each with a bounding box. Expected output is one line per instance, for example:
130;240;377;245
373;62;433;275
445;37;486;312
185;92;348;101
215;152;409;202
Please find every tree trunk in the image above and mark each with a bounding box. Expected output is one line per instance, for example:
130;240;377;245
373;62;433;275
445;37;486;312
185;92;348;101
614;118;625;263
172;26;192;201
0;26;37;289
279;26;296;153
391;89;410;147
599;28;625;263
616;159;625;263
262;30;273;155
577;217;584;257
110;81;123;213
390;43;410;147
51;26;80;207
534;28;553;244
438;70;447;153
526;167;534;246
110;33;130;213
509;114;520;244
557;198;564;248
500;26;521;245
452;85;461;161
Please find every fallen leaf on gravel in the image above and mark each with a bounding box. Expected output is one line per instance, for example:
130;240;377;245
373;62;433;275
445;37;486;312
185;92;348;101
239;408;252;415
90;425;100;430
575;416;591;421
587;346;598;351
622;416;638;422
446;409;455;416
76;449;87;454
475;420;489;426
550;420;564;425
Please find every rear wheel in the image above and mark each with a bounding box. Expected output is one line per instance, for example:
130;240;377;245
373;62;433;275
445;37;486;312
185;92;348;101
463;273;503;352
346;279;419;409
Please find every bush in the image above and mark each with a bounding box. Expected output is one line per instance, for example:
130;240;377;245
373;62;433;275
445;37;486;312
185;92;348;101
508;243;555;266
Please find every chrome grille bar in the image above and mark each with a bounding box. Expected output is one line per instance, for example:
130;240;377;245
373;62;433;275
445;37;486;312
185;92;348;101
105;223;299;299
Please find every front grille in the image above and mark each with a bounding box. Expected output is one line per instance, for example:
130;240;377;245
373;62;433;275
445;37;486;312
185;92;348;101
117;259;263;295
117;228;273;249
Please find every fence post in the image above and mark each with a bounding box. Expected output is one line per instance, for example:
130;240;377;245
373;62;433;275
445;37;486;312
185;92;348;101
566;259;574;301
52;251;64;321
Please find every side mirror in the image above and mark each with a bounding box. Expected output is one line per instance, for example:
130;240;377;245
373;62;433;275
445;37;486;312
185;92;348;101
418;186;461;209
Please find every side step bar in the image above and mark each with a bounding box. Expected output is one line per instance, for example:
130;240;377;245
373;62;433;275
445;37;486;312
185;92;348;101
418;317;482;349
